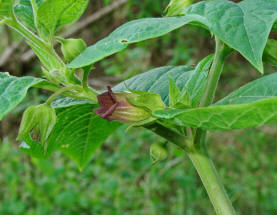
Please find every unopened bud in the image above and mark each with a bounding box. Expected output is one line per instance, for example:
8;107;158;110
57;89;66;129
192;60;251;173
17;104;57;151
165;0;193;16
150;142;168;162
56;37;87;62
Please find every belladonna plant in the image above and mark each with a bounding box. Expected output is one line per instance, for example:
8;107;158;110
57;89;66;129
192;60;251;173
1;0;277;214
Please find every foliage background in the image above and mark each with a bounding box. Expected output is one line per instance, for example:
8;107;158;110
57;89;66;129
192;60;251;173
0;0;277;214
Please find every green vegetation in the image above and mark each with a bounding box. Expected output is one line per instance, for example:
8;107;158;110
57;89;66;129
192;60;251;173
1;125;277;215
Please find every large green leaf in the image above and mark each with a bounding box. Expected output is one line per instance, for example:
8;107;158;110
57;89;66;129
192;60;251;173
14;0;43;30
68;17;196;68
114;66;192;105
36;0;89;39
114;55;213;107
153;73;277;130
0;73;43;121
21;98;120;170
216;73;277;105
182;0;277;73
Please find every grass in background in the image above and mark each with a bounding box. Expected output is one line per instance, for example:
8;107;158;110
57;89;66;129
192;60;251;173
1;123;277;215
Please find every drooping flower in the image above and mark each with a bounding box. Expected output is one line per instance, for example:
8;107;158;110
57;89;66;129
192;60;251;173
94;86;153;124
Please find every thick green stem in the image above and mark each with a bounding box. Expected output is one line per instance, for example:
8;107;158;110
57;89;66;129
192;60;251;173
148;123;237;215
187;144;236;215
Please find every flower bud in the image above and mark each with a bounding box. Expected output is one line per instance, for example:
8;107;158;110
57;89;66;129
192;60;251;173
150;142;168;162
94;86;163;124
165;0;193;16
17;104;57;151
56;37;87;62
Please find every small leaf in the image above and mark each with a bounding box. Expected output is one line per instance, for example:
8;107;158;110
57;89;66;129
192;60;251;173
14;0;43;30
169;77;182;107
36;0;89;40
0;73;43;121
169;77;191;108
183;54;213;107
263;39;277;67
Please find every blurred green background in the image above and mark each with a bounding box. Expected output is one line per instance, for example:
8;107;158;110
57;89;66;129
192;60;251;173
0;0;277;214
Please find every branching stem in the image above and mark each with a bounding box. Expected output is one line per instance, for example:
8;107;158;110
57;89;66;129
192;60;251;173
150;36;236;215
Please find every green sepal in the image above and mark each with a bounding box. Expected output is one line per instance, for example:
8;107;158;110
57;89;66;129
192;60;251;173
17;105;39;141
124;83;165;111
38;104;56;150
263;39;277;67
56;37;87;62
17;104;57;153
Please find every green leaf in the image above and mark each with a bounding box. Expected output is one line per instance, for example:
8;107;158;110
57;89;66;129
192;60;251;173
182;0;277;73
21;98;120;169
114;55;213;107
68;17;197;68
50;103;120;170
263;39;277;67
36;0;89;39
20;135;45;159
14;0;43;30
169;77;183;107
26;41;64;70
0;0;15;18
216;73;277;105
113;65;193;105
0;73;43;121
184;54;213;106
273;22;277;31
154;73;277;130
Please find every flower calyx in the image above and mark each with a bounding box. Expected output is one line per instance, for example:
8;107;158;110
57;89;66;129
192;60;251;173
94;86;165;125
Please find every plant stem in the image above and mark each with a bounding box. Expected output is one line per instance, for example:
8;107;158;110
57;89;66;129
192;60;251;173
200;36;227;107
7;20;65;70
45;86;81;105
187;144;236;215
148;123;237;215
190;37;236;214
148;37;236;215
